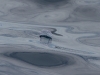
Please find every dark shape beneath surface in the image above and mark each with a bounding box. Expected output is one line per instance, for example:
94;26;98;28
32;0;70;6
9;52;69;67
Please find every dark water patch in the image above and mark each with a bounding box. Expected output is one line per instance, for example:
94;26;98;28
38;0;65;3
8;52;72;67
0;34;17;38
72;5;100;21
31;0;70;7
10;6;40;17
77;35;100;47
34;0;66;4
1;29;39;38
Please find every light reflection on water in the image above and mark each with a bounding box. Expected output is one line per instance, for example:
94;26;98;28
0;0;100;75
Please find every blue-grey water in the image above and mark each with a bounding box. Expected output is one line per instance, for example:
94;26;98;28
0;0;100;75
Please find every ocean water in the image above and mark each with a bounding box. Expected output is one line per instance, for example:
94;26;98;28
0;0;100;75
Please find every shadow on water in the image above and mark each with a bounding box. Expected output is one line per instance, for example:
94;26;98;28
7;52;73;67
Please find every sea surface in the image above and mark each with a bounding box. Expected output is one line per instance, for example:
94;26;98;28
0;0;100;75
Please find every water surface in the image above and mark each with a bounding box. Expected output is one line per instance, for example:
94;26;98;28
0;0;100;75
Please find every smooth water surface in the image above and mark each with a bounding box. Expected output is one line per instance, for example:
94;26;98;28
0;0;100;75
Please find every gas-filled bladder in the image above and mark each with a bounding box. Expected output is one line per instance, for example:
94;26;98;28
39;29;52;44
40;35;52;44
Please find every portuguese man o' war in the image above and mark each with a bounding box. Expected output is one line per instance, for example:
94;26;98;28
39;29;52;44
0;0;100;75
